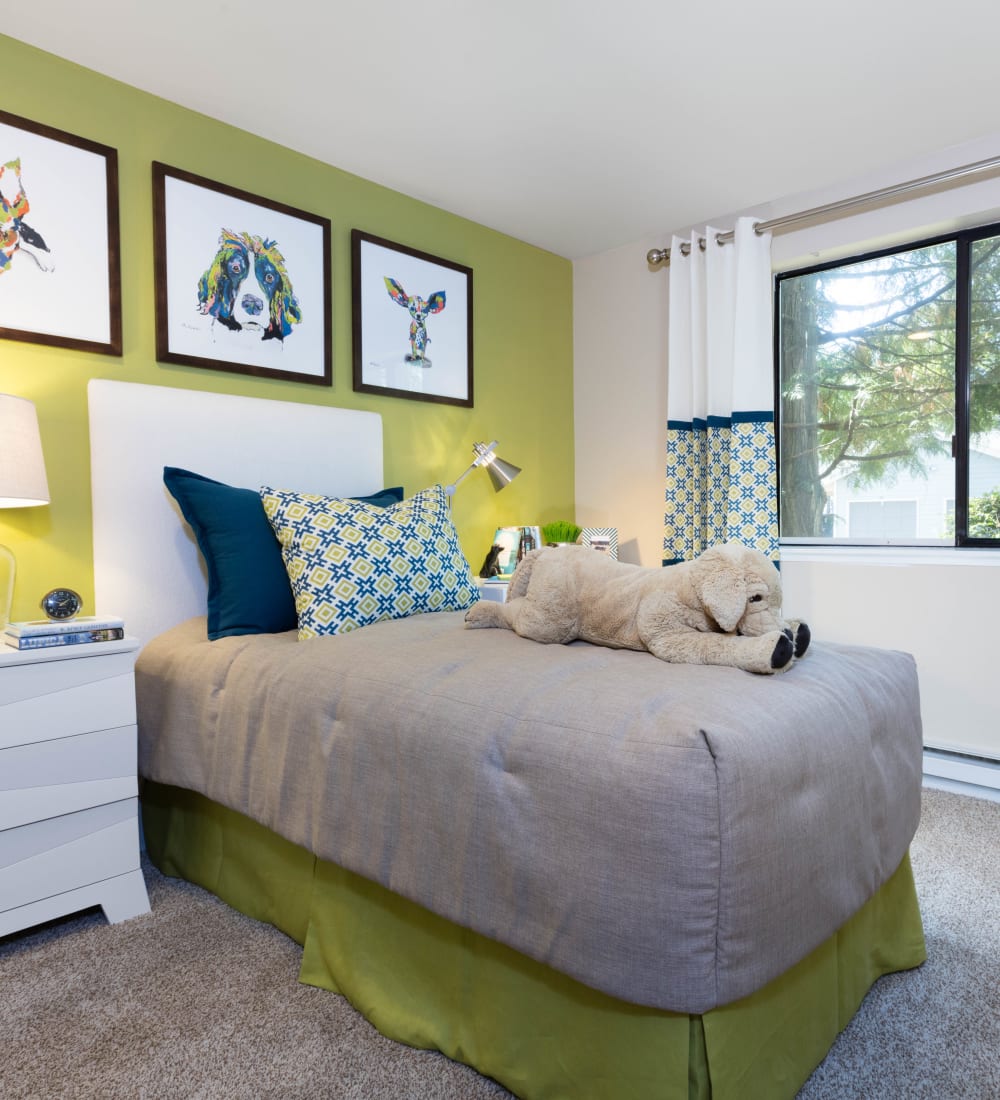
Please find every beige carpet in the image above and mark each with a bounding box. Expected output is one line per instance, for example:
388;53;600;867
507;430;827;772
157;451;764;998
2;787;997;1099
0;858;511;1099
797;785;1000;1099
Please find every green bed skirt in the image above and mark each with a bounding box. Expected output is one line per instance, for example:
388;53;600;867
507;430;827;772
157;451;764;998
142;782;925;1100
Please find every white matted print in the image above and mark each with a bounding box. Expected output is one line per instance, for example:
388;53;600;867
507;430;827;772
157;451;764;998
153;163;331;385
352;229;472;407
581;527;618;559
0;110;121;354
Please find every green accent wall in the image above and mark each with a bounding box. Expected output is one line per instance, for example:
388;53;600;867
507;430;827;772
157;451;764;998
0;35;573;625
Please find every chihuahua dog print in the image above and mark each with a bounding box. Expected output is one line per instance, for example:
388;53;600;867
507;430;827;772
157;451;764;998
384;276;445;365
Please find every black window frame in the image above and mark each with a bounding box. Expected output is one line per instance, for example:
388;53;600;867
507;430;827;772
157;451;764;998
774;219;1000;550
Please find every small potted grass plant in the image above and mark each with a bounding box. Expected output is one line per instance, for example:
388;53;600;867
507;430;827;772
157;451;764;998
541;520;582;547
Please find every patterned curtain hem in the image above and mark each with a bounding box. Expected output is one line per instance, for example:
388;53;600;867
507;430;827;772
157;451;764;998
663;412;778;566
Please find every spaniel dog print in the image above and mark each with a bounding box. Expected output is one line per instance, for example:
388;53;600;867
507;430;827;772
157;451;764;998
197;229;301;342
0;157;52;276
384;277;445;365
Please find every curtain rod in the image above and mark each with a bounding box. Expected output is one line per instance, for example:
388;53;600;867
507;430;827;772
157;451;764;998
645;151;1000;266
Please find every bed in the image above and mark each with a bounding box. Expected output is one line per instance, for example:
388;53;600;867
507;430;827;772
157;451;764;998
89;379;926;1100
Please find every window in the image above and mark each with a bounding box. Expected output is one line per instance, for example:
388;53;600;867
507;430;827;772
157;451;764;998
776;224;1000;546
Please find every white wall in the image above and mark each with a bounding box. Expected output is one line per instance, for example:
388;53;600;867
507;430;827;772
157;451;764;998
778;548;1000;759
573;238;668;566
574;130;1000;759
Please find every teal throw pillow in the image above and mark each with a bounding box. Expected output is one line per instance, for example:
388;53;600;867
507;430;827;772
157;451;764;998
164;466;403;640
260;483;477;640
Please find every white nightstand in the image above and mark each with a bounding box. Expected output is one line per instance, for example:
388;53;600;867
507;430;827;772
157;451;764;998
0;637;151;936
475;577;511;603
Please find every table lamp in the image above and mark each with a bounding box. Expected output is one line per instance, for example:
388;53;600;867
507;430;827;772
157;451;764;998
0;394;50;629
444;440;521;500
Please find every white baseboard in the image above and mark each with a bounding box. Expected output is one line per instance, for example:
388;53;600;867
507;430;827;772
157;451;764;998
923;748;1000;803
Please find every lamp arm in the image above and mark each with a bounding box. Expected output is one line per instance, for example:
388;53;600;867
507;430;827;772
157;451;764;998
444;462;477;497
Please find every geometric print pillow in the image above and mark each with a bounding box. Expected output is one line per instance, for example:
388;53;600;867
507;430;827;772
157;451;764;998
259;483;477;640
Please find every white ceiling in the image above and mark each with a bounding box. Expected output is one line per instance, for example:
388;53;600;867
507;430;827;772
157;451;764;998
13;1;1000;259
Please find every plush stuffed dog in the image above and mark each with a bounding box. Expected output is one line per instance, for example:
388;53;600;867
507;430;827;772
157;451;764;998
465;541;810;674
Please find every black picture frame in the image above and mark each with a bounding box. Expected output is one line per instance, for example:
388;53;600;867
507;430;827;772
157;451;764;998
352;229;473;407
0;110;121;355
153;162;332;385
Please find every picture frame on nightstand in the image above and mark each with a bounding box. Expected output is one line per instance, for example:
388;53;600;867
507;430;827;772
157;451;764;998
580;527;618;559
489;526;522;577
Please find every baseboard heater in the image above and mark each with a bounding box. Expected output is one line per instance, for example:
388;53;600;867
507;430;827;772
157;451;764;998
923;747;1000;794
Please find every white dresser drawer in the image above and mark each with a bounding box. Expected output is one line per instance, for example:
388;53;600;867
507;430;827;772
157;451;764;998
0;662;136;750
0;799;140;913
0;725;138;831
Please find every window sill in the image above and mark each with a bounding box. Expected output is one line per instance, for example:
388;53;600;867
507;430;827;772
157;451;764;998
780;543;1000;566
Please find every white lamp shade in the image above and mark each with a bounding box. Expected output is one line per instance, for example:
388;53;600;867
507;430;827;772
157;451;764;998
0;394;50;507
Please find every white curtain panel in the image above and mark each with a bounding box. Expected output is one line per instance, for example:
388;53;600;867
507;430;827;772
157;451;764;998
663;217;778;564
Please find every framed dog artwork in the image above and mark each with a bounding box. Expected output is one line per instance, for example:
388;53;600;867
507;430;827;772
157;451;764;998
0;110;122;355
153;163;331;385
352;229;473;407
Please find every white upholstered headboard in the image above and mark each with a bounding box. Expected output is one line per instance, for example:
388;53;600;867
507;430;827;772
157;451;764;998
89;380;384;647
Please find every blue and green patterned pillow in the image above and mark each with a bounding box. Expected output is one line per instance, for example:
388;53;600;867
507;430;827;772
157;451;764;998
164;466;403;640
260;483;477;639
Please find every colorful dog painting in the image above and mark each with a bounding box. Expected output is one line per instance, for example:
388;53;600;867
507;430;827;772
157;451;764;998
384;277;445;365
197;229;301;342
0;157;51;276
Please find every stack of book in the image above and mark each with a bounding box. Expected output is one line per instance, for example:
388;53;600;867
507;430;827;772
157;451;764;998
3;615;126;651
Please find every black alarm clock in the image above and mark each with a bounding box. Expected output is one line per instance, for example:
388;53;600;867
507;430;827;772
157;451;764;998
40;587;83;621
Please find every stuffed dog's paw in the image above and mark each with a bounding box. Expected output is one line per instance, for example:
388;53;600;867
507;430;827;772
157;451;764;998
465;600;507;629
782;621;811;660
770;631;794;671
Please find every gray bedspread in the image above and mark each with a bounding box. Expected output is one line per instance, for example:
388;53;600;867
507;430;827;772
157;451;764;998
136;612;923;1014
